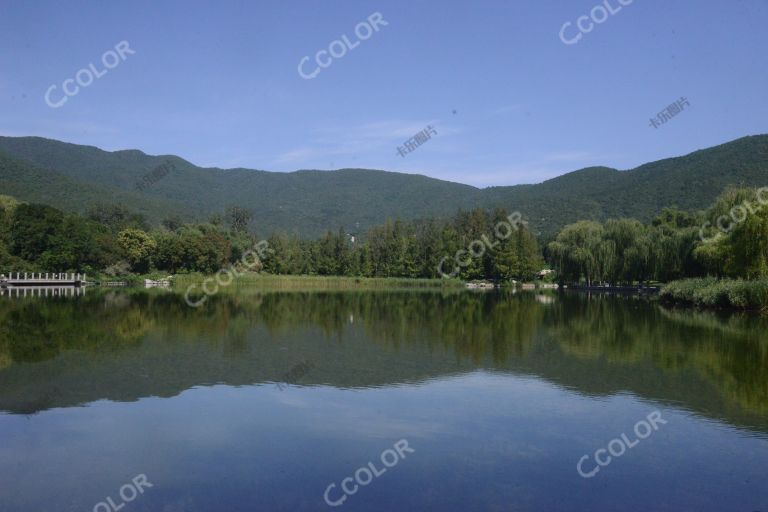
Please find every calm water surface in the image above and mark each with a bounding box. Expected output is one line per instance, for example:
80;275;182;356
0;289;766;511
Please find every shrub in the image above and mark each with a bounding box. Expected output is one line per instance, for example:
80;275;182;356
661;278;768;310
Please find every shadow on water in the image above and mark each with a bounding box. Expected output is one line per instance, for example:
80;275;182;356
0;289;766;433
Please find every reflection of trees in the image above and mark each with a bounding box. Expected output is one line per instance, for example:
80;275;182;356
657;307;768;415
548;294;768;415
0;348;10;370
546;296;653;364
1;290;767;418
353;291;544;364
0;297;149;363
0;290;546;369
232;291;545;365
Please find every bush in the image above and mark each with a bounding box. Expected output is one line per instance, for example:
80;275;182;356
725;280;768;308
661;278;768;310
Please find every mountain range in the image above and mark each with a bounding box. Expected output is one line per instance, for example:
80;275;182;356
1;134;766;239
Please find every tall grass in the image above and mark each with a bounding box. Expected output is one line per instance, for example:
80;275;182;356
660;278;768;310
172;273;463;292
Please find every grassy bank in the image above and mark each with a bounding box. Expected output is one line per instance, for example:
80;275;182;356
660;278;768;310
172;273;464;292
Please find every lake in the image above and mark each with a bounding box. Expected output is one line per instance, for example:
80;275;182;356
0;289;766;512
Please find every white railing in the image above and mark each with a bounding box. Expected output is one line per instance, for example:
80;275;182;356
0;272;86;285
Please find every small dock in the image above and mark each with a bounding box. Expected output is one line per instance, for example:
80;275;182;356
0;272;86;288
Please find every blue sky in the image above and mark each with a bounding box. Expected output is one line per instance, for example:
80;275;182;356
1;0;766;187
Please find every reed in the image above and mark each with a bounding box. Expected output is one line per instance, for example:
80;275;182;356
172;273;463;292
660;278;768;310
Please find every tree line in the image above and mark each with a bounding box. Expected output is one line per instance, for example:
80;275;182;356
0;198;256;277
0;196;543;281
547;187;768;285
263;209;542;280
2;186;764;284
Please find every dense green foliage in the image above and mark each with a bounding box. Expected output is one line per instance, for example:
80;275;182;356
2;134;767;238
3;184;767;291
546;186;768;308
695;187;768;279
2;131;766;291
0;200;253;277
0;197;542;282
263;209;543;280
547;186;768;287
0;151;187;225
3;203;115;272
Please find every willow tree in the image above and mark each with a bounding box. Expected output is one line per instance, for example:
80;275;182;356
724;200;768;278
695;187;768;279
547;221;604;285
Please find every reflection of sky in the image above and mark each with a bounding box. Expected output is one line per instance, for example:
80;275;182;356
1;372;766;512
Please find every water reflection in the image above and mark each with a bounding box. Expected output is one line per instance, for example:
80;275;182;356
0;290;766;434
0;285;87;299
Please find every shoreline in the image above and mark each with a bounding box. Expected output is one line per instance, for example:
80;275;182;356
171;273;465;292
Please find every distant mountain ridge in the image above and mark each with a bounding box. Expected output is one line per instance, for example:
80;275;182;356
0;134;766;238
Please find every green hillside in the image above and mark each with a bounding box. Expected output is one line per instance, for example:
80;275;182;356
0;151;189;222
484;135;768;238
1;134;766;238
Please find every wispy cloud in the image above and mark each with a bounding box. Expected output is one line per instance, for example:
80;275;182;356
270;119;462;168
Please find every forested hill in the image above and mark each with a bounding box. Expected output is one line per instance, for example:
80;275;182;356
1;134;766;238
